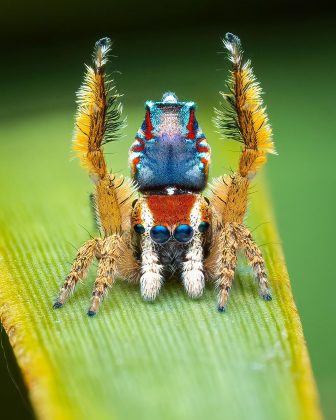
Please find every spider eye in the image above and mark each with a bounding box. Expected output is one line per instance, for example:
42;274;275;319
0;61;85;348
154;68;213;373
150;225;170;243
134;224;145;234
174;224;194;243
198;221;210;233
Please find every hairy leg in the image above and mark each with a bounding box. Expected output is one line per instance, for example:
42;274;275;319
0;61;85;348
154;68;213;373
140;236;163;301
117;234;141;283
236;225;272;300
216;224;239;312
53;239;98;308
88;235;124;316
182;235;205;299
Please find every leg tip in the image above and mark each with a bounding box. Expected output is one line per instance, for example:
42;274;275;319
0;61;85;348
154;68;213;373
53;301;63;309
87;310;96;317
217;305;226;313
187;289;204;300
262;292;272;301
142;295;156;302
141;288;159;302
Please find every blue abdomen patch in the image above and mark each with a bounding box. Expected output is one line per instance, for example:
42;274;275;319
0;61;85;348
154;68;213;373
129;92;211;193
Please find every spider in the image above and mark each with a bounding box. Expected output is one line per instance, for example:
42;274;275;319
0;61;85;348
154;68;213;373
53;33;276;316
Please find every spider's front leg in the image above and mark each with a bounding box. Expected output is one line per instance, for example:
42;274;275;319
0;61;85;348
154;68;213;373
182;230;205;299
140;234;164;301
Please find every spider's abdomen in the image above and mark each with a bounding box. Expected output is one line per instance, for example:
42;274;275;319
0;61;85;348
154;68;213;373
129;92;211;193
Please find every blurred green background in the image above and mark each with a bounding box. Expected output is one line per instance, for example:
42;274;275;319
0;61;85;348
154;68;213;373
0;0;335;418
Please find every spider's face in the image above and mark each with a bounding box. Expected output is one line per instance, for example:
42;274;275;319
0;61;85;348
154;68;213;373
129;92;211;194
132;194;211;245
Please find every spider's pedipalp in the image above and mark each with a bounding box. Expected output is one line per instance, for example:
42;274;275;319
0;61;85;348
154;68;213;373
140;234;164;301
181;198;209;299
182;234;205;299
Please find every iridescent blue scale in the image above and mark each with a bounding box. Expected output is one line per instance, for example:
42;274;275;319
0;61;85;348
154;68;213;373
150;225;170;244
173;224;194;243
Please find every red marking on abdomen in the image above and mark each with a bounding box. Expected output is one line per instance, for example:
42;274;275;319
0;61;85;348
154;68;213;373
145;110;154;140
200;158;209;175
186;109;196;140
147;194;197;226
196;137;209;153
131;157;141;175
131;138;145;152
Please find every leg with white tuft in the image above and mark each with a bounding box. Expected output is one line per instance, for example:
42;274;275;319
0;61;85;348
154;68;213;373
182;235;205;299
140;235;163;301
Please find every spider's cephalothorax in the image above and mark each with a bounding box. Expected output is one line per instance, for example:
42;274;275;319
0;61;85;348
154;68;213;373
54;33;276;316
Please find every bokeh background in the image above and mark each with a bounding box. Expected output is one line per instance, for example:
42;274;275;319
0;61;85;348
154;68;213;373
0;0;335;418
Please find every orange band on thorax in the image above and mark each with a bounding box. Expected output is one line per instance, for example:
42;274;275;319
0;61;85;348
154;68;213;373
146;194;197;227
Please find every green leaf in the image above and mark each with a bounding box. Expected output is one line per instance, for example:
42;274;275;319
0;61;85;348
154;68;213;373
0;110;321;420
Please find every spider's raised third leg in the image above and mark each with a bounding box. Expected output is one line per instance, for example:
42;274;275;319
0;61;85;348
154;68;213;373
54;38;137;315
207;33;276;311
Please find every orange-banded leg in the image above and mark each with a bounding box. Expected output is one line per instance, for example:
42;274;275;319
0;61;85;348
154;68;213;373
53;239;98;309
216;224;239;312
54;234;129;316
88;235;122;316
235;224;272;301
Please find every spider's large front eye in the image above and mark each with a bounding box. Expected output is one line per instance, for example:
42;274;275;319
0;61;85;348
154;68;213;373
173;224;194;243
150;225;170;243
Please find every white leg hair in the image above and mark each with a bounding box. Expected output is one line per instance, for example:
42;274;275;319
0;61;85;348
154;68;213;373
181;234;205;299
140;235;164;301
